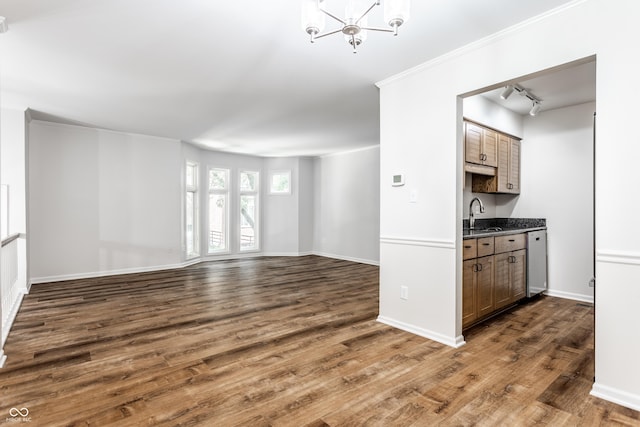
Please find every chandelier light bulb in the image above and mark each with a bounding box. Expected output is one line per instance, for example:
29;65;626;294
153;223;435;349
301;0;326;42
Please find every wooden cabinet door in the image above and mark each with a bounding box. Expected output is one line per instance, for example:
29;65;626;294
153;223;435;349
465;122;498;167
496;135;520;194
509;139;521;194
496;134;511;193
510;249;527;302
476;256;494;318
465;122;483;165
482;128;498;167
462;259;477;327
494;252;511;309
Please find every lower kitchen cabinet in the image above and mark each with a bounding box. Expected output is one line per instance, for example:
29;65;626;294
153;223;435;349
462;254;494;329
494;249;526;310
463;233;527;329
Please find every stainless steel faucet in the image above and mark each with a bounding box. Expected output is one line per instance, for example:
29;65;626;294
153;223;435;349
469;197;485;230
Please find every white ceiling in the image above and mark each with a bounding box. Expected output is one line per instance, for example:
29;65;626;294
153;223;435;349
0;0;582;156
479;60;596;116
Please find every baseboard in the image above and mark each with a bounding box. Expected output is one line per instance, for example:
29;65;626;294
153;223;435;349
377;315;465;348
30;259;200;285
544;289;594;304
312;251;379;266
30;252;377;285
591;382;640;412
262;251;314;257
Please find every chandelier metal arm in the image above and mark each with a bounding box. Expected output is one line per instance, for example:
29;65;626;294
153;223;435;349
314;28;343;40
354;1;381;25
360;26;395;33
317;5;347;26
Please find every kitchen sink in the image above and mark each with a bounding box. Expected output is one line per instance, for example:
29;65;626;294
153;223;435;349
468;227;503;233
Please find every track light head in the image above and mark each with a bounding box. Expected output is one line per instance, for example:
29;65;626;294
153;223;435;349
529;101;542;116
500;85;514;100
0;16;8;33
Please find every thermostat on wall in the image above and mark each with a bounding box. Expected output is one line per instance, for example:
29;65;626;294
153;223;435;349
392;174;405;186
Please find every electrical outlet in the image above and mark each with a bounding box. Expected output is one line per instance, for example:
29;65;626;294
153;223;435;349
400;286;408;300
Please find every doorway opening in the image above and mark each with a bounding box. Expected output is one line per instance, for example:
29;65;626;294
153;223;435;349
459;56;597;336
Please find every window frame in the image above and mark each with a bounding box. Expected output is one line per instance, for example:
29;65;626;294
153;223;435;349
185;161;200;259
268;170;292;195
238;170;260;253
207;166;231;255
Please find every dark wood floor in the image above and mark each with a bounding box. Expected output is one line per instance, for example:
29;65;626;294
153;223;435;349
1;256;638;426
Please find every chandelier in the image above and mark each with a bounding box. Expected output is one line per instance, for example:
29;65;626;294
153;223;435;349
302;0;411;53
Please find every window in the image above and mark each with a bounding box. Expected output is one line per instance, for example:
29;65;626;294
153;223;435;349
208;168;229;254
239;170;259;251
269;170;291;195
185;162;199;258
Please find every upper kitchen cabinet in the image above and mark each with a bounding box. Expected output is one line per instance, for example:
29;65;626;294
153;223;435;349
465;121;498;171
466;121;521;195
497;134;520;194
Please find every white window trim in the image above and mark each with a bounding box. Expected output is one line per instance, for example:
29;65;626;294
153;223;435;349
185;161;200;260
268;170;292;195
239;170;260;253
207;166;231;255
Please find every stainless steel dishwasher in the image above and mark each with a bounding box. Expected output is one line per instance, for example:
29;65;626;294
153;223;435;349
527;230;548;297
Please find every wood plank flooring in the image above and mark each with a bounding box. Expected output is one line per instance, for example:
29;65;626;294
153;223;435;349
0;255;638;426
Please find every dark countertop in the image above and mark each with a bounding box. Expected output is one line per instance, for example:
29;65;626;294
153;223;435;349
463;218;546;240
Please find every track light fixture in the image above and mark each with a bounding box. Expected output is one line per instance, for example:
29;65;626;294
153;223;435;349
499;84;542;116
529;101;542;116
0;16;8;33
500;85;514;100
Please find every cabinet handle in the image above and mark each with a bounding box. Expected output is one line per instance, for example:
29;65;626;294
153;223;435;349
473;264;479;272
508;239;515;242
482;243;490;246
465;245;472;249
536;237;540;241
478;263;483;271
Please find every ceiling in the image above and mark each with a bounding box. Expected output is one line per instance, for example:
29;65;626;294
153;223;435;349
0;0;583;157
479;60;596;116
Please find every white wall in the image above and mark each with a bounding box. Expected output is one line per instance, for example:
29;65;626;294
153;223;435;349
298;157;314;254
463;96;524;138
499;102;595;302
378;0;640;410
263;157;301;255
1;108;27;234
313;146;380;265
29;121;183;282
